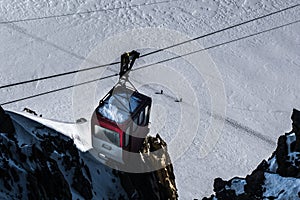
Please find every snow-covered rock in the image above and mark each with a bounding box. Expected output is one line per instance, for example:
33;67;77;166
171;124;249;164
203;109;300;200
0;106;178;199
0;106;126;200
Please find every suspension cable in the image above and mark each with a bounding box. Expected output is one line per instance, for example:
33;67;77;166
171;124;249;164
1;18;299;106
0;3;298;90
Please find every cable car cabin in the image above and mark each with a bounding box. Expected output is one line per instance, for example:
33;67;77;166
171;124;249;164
91;85;152;164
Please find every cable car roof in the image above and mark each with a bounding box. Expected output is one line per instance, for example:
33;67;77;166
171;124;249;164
97;87;149;124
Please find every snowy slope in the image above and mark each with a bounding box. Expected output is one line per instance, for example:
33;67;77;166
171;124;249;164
1;0;300;198
8;110;92;152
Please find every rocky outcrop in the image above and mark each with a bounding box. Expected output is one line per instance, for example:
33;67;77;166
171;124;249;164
0;107;178;200
141;134;178;200
118;134;178;200
0;107;93;199
203;108;300;200
0;106;15;137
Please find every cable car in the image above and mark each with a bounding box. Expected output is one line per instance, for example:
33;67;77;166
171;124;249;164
91;51;152;164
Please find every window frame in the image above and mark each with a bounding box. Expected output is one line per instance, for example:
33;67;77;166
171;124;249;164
94;125;121;147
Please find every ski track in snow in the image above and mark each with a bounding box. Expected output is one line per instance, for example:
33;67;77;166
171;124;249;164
207;110;277;147
1;0;300;199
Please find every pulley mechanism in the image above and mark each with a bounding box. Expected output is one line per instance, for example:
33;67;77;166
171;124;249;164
119;50;140;78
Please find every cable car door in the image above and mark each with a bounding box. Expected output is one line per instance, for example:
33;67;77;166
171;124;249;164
93;124;124;164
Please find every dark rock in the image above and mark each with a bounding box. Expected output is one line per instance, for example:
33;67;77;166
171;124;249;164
286;165;298;177
0;106;15;137
244;170;265;198
76;118;87;123
119;134;178;200
23;108;38;116
84;164;92;181
276;135;288;176
72;167;93;200
292;109;300;133
0;110;95;199
292;109;300;152
255;160;269;172
10;167;19;182
216;188;237;200
213;178;227;193
27;165;72;199
214;178;240;200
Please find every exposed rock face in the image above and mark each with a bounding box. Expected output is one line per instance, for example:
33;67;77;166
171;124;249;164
0;106;15;137
0;107;93;199
141;134;178;200
0;107;178;200
118;134;178;200
203;109;300;200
